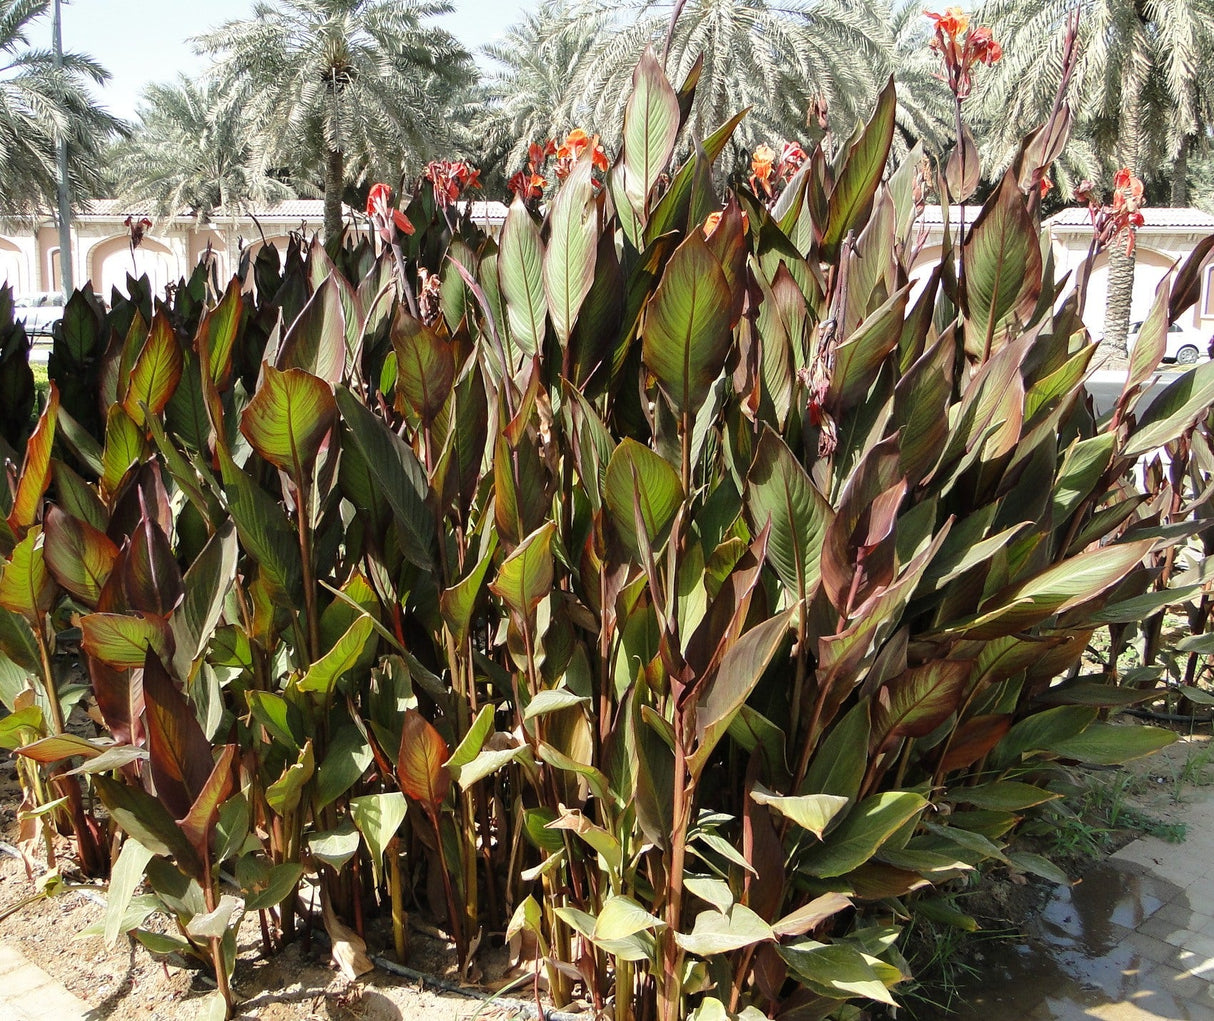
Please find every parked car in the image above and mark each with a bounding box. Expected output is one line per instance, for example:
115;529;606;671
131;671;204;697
1126;320;1209;365
14;292;65;338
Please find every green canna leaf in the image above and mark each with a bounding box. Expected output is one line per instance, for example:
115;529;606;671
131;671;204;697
0;527;53;623
7;382;57;534
397;708;450;809
490;521;556;619
641;232;732;418
604;438;683;557
240;363;337;482
123;312;183;427
621;46;680;222
390;309;455;425
543;147;598;347
42;506;117;606
79;612;173;669
497;196;547;357
745;428;833;602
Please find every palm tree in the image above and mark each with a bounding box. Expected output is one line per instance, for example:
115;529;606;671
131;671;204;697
109;76;295;224
476;0;606;179
0;0;125;212
976;0;1214;352
557;0;890;156
195;0;476;240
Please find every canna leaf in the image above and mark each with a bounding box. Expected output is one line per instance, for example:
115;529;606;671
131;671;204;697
142;648;214;821
80;612;173;669
397;708;450;809
350;792;407;885
544;148;598;346
498;196;547;356
296;616;376;697
195;276;243;389
746;428;833;601
799;791;928;878
335;387;434;569
690;610;793;776
6;383;58;534
240;364;337;482
621;46;680;221
122;312;182;427
642;232;732;418
821;78;896;259
604;438;683;557
390;309;456;425
750;785;849;840
0;527;55;622
490;521;556;619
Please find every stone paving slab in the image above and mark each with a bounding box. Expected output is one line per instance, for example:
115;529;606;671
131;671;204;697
0;943;90;1021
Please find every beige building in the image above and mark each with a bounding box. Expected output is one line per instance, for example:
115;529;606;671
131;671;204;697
913;204;1214;342
0;199;509;302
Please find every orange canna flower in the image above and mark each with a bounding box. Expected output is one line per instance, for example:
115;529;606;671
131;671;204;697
554;128;609;179
367;183;414;241
750;144;777;196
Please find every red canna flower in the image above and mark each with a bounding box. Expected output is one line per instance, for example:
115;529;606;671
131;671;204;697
1082;170;1146;255
554;128;609;180
924;8;1002;99
367;183;414;242
424;160;482;208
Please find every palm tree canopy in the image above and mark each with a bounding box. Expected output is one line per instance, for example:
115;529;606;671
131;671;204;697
976;0;1214;180
555;0;892;156
0;0;126;212
109;76;295;223
194;0;477;188
476;0;605;177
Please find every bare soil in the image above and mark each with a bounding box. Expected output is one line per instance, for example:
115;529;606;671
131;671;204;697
0;754;555;1021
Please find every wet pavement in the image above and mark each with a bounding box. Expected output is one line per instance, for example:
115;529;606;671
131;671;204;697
954;786;1214;1020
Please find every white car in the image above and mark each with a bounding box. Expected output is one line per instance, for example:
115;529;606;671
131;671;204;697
14;292;65;338
1126;320;1209;365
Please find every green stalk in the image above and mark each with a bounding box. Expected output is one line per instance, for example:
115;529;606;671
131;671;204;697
388;836;408;962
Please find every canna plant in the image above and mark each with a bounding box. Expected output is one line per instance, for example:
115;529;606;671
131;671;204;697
1;38;1213;1021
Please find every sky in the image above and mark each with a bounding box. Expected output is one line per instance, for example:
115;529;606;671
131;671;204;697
40;0;533;121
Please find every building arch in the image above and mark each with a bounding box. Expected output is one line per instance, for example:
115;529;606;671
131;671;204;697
87;234;177;303
0;235;28;294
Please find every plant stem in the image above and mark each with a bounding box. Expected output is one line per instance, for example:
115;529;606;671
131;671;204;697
388;837;408;962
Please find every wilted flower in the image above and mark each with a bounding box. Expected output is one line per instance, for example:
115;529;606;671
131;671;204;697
748;141;808;202
124;214;152;250
925;8;1002;99
1080;170;1146;255
367;183;414;243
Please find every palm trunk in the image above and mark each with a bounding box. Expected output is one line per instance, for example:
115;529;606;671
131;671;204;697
323;148;345;243
1101;80;1142;357
1171;136;1189;207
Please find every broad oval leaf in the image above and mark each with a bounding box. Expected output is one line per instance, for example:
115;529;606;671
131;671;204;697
746;428;833;600
491;521;556;619
0;527;55;621
675;904;774;956
498;196;547;356
604;438;683;557
543;149;598;346
350;792;407;885
7;383;58;534
641;232;732;417
240;363;337;481
390;309;456;425
80;612;173;669
397;708;451;808
750;785;849;840
622;46;680;221
123;312;183;427
798;791;928;879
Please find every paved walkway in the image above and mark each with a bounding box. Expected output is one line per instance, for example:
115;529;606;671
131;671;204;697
959;785;1214;1020
0;943;90;1020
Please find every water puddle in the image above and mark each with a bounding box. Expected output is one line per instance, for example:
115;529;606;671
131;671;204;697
950;862;1197;1019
